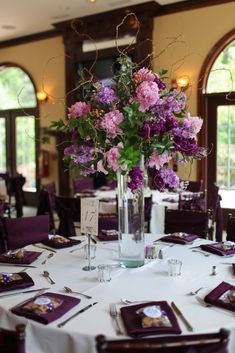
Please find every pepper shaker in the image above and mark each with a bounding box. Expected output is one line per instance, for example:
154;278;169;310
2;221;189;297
211;265;217;275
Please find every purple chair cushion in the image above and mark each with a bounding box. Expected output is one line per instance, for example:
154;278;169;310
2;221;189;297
4;215;49;250
11;292;80;324
98;216;118;241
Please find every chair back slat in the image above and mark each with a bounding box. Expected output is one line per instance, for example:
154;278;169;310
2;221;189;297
96;329;229;353
0;324;26;353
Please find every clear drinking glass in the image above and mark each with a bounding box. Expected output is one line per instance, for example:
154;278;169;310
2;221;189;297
167;259;182;276
97;264;111;282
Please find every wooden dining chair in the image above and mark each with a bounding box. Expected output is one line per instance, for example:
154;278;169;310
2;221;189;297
226;213;235;242
164;209;209;238
55;195;81;237
208;184;223;242
37;182;58;232
96;328;229;353
178;191;206;212
3;215;49;250
73;177;94;193
0;324;26;353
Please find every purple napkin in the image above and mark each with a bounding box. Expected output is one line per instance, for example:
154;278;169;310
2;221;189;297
159;233;198;245
0;272;34;293
11;292;80;324
42;236;81;249
200;242;235;256
204;281;235;312
97;230;118;241
0;251;41;264
120;301;181;338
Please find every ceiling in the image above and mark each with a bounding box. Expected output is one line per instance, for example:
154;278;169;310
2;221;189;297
0;0;186;42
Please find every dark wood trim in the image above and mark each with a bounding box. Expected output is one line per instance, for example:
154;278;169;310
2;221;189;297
0;30;59;49
156;0;235;16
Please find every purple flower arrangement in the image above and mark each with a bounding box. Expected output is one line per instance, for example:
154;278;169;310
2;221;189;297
53;55;206;193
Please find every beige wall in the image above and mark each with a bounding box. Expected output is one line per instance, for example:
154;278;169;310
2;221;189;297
1;2;235;188
153;2;235;180
0;36;65;188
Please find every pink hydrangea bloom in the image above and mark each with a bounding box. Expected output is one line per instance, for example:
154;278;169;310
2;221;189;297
148;151;172;170
106;143;124;171
183;116;203;138
97;160;108;175
100;110;124;138
68;102;90;118
136;81;159;112
134;68;155;82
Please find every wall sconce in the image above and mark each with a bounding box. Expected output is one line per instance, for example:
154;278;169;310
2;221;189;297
36;91;48;103
172;75;190;90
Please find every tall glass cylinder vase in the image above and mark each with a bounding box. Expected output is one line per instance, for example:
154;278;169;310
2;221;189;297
117;159;145;268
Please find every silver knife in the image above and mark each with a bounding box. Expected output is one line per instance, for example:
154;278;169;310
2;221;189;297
33;245;57;253
0;287;50;299
0;263;37;268
171;302;193;331
57;302;98;328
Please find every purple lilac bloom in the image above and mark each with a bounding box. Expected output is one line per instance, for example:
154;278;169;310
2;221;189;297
154;75;167;90
64;145;94;163
68;101;90;118
80;167;96;175
94;86;118;104
128;166;144;192
159;166;179;189
152;89;186;119
173;136;200;157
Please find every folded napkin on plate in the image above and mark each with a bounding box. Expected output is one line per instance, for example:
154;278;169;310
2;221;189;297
204;281;235;312
42;235;81;249
97;229;118;241
200;241;235;256
0;272;34;293
159;233;198;245
0;250;41;264
120;301;181;338
11;292;80;324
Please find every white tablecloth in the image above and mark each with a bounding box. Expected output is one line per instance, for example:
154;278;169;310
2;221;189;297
0;235;235;353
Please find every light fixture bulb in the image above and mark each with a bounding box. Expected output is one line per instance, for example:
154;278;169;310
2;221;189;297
36;91;48;102
176;76;190;89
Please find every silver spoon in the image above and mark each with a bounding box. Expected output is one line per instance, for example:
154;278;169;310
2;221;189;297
120;298;150;305
189;287;205;296
64;286;92;299
41;252;54;265
43;270;55;284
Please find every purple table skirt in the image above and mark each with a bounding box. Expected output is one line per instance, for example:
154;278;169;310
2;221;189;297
0;272;34;293
11;292;80;324
120;301;181;338
0;251;41;264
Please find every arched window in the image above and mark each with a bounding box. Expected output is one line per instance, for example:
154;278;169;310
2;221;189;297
207;40;235;93
0;64;39;201
199;30;235;216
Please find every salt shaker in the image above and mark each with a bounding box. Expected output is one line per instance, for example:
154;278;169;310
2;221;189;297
211;265;217;275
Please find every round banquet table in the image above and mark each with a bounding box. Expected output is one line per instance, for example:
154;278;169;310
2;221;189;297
0;234;235;353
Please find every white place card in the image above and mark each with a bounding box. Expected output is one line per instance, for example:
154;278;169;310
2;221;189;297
81;198;99;236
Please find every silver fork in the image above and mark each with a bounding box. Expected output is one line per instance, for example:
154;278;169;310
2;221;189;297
192;249;210;257
109;303;123;335
41;252;54;265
